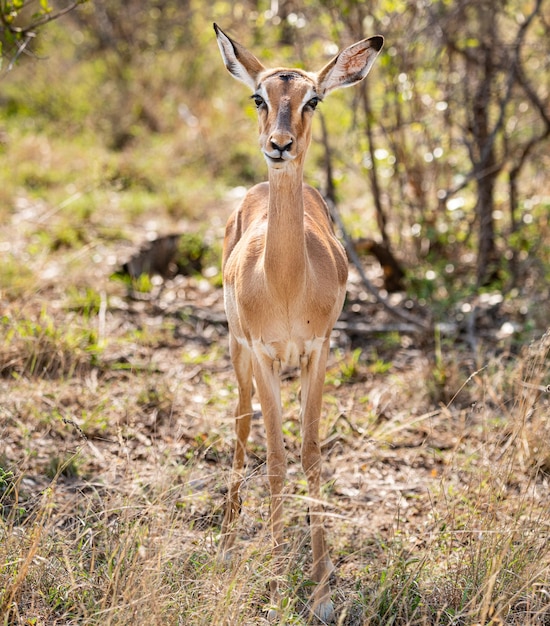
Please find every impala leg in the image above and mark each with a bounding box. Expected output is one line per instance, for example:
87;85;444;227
220;337;254;558
252;353;285;619
300;341;334;623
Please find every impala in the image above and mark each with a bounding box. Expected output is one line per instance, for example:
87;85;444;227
214;23;383;622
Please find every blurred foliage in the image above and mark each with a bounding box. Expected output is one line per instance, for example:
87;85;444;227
0;0;549;327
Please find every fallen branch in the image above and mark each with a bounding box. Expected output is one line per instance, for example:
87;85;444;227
334;320;419;335
326;196;430;331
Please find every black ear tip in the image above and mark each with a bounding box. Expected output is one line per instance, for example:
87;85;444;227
213;23;220;34
371;35;384;52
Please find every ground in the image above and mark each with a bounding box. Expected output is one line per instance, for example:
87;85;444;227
1;196;549;624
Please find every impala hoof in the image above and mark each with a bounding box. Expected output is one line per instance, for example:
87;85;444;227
217;552;231;565
313;599;335;624
266;607;278;622
216;543;233;566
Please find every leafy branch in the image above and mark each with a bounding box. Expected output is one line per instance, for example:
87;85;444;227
0;0;86;70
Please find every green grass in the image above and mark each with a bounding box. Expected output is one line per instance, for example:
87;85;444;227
0;308;102;378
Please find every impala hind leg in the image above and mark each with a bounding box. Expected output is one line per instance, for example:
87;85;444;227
300;343;335;623
219;337;254;559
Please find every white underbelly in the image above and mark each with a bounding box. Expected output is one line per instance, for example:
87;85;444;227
252;335;325;369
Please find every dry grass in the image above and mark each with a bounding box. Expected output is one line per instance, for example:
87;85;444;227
1;282;549;625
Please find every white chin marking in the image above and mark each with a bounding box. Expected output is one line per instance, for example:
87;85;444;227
264;155;293;169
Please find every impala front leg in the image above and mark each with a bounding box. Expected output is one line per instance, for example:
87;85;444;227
220;337;254;559
300;342;335;623
252;352;286;620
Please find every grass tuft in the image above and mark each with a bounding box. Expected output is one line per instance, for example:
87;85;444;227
0;308;102;378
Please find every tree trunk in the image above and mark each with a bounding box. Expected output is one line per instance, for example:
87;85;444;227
360;82;391;249
471;10;498;286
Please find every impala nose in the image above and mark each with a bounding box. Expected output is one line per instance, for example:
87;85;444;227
270;137;293;154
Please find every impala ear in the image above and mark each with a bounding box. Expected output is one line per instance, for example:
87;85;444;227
214;23;265;90
317;35;384;96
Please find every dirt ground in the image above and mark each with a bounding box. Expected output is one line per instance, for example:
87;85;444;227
1;205;549;623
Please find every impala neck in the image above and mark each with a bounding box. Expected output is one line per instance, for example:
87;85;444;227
264;164;307;294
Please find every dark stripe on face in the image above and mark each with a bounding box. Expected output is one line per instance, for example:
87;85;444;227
257;69;310;88
278;72;300;82
276;97;292;131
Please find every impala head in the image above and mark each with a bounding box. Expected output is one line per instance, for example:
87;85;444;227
214;23;383;171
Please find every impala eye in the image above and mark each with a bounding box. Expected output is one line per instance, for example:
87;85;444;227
306;97;320;111
252;94;266;109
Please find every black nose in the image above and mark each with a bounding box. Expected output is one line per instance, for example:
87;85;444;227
270;138;293;153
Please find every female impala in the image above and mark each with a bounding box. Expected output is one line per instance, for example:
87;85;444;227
214;23;383;622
